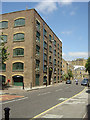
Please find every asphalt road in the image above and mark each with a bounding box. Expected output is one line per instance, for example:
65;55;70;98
2;80;85;119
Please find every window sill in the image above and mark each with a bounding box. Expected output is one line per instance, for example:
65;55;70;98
13;40;25;42
14;25;25;28
13;55;24;57
12;70;24;72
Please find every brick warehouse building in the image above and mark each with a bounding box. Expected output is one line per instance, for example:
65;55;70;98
0;9;62;89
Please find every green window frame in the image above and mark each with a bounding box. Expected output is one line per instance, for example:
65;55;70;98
54;76;56;82
0;75;6;84
44;29;47;36
58;52;59;57
49;56;52;63
36;36;40;42
36;45;40;55
0;21;8;29
44;41;47;49
0;63;6;71
44;65;47;72
58;44;59;47
13;62;24;71
49;35;52;41
14;18;25;27
54;50;56;56
54;59;56;65
44;53;47;61
54;40;56;46
13;33;24;41
49;46;52;52
58;76;59;80
36;31;40;42
36;31;40;37
58;69;59;74
13;48;24;56
35;74;39;86
36;20;40;30
0;35;7;42
43;76;47;83
36;60;40;68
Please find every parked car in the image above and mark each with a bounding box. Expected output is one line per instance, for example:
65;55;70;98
81;78;88;86
66;80;71;84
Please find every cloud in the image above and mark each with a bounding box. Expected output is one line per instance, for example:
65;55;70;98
58;0;73;6
35;2;57;14
1;0;89;2
63;52;88;61
35;0;74;14
61;31;72;35
70;11;75;15
69;52;88;58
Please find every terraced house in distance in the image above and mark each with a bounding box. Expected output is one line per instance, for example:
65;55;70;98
0;9;62;89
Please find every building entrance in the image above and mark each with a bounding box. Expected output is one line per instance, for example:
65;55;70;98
12;75;23;86
0;75;6;85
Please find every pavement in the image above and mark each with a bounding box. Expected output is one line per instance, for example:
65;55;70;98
0;82;90;119
0;82;65;95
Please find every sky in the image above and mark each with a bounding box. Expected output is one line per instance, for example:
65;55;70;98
1;1;89;61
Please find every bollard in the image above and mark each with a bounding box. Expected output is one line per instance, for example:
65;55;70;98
23;82;24;89
4;107;10;120
30;82;32;89
46;80;47;87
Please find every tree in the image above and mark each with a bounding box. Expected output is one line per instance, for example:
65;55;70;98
85;57;90;84
0;32;10;63
67;69;73;80
62;73;69;81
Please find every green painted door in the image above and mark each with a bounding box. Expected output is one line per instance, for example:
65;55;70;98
35;74;39;86
14;82;23;86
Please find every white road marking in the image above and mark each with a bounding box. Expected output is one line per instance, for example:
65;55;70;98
65;101;86;104
83;112;87;118
41;114;63;118
1;97;28;104
58;98;68;101
55;89;62;92
38;92;51;96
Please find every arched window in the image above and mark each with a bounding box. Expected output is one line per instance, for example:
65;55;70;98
0;63;6;71
0;35;7;42
13;33;24;41
14;18;25;27
13;62;24;71
13;48;24;56
0;21;8;29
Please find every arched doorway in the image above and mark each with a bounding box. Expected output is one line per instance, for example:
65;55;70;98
12;75;23;86
0;75;6;85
